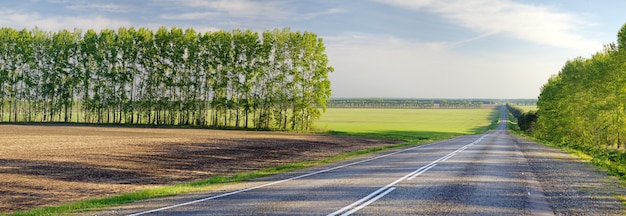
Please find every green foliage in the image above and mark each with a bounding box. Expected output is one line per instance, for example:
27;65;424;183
618;22;626;49
534;22;626;179
0;27;332;130
535;45;626;148
515;106;537;112
507;103;537;132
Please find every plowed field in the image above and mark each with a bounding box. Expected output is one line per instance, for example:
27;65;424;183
0;125;395;213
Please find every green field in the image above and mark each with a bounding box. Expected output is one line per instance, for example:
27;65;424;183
316;108;498;143
517;106;537;112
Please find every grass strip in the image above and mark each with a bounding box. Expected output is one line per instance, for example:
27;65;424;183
486;106;502;131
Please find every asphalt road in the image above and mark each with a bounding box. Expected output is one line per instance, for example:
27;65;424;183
100;107;554;215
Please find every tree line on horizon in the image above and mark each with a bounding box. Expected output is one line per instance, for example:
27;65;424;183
327;98;493;109
534;23;626;151
0;27;333;130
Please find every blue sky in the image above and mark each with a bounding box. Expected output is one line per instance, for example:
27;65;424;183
1;0;625;99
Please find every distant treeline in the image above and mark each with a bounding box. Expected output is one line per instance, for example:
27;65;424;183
506;99;537;106
0;27;332;130
327;99;497;109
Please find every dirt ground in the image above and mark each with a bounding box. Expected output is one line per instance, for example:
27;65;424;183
0;124;396;213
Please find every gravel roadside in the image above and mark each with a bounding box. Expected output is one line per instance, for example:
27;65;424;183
514;135;626;215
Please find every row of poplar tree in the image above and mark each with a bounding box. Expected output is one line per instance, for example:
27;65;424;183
535;23;626;149
0;27;333;130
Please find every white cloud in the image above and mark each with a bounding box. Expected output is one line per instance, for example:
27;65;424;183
174;0;289;19
302;7;345;20
0;8;132;31
66;3;131;13
325;32;562;98
193;26;223;33
424;31;499;49
374;0;602;52
164;0;344;23
161;12;220;20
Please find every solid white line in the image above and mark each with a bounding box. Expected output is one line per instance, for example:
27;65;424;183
328;162;431;216
440;153;456;162
328;134;490;215
442;151;456;158
408;161;436;176
130;135;489;216
339;187;396;216
127;139;453;216
327;185;393;216
407;164;437;180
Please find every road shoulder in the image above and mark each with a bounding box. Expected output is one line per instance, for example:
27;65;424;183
513;135;626;215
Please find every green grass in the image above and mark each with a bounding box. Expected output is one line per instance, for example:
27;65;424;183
6;107;498;216
316;108;499;144
316;108;496;142
516;105;537;112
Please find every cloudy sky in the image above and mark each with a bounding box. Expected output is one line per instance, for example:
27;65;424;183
1;0;625;99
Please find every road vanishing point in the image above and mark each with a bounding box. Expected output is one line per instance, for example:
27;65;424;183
100;107;555;215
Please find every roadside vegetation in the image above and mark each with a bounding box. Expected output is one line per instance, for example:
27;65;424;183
509;101;626;182
504;22;626;181
516;105;537;112
528;23;626;180
506;103;537;133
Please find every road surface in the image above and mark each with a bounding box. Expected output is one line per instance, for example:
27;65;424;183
86;106;566;215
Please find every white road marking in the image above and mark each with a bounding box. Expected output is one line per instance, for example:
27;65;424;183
339;187;396;216
328;134;489;215
126;139;455;216
128;134;488;216
440;153;456;162
407;164;437;180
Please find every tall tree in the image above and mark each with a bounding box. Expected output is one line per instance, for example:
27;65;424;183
535;22;626;150
0;27;333;130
